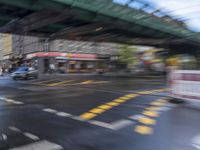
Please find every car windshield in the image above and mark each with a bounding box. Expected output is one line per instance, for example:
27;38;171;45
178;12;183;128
16;67;28;71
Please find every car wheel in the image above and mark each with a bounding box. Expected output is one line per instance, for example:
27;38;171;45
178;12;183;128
12;77;17;80
24;75;28;80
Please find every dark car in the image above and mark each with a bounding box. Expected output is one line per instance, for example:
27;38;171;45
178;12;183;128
11;67;38;80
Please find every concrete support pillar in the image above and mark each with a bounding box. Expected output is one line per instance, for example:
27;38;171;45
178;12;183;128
37;58;45;74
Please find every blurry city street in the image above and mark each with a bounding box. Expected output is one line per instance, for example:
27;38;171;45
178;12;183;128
0;0;200;149
0;74;200;150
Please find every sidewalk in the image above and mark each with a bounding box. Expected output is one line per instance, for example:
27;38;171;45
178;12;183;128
40;72;97;77
103;72;166;79
38;72;166;79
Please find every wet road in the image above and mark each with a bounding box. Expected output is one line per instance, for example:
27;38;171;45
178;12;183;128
0;75;200;150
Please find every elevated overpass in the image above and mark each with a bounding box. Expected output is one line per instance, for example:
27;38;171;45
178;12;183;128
0;0;199;54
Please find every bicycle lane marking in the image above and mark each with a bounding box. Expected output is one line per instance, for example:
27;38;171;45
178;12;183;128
79;88;167;120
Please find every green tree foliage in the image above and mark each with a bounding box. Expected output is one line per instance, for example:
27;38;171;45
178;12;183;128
118;45;137;67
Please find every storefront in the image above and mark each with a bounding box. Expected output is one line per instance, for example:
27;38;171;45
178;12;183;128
66;53;100;73
25;52;105;74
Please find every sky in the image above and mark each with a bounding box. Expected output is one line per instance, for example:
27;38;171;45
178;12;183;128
113;0;200;32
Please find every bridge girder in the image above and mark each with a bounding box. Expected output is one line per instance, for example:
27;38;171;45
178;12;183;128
0;0;199;52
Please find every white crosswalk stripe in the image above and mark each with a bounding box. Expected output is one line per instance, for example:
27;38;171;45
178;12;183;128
9;140;64;150
23;132;40;141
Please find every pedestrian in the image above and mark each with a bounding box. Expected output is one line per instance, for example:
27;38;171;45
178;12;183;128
0;67;3;76
49;64;56;74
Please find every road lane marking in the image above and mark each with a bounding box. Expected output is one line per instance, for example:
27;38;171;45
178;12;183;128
42;108;116;130
134;125;153;135
129;114;146;120
9;126;40;141
9;126;21;133
89;120;114;129
92;81;110;84
131;97;172;135
34;79;57;84
155;99;167;103
48;80;111;86
4;99;15;102
81;80;94;84
138;117;156;125
23;132;40;141
124;94;138;98
79;88;166;121
152;88;166;92
56;112;72;117
119;96;131;100
111;119;134;130
4;98;24;105
79;113;97;120
89;108;106;114
47;80;74;86
113;99;127;103
9;140;64;150
12;101;24;105
98;105;112;110
145;106;160;111
142;111;159;117
150;101;165;106
106;102;120;106
137;91;153;95
70;116;86;121
42;108;58;113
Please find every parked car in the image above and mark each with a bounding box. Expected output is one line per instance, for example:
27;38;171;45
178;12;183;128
11;67;38;80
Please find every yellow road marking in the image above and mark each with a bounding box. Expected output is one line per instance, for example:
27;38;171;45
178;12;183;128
119;96;131;100
138;117;156;125
153;88;166;92
81;80;94;84
47;80;74;86
80;90;169;121
98;105;112;110
54;81;108;86
89;108;105;114
34;79;57;84
107;102;120;106
113;99;127;103
145;106;160;111
80;113;97;120
156;99;167;103
142;111;159;117
134;125;153;135
125;94;138;98
92;81;110;84
138;91;153;95
152;89;160;92
150;101;165;106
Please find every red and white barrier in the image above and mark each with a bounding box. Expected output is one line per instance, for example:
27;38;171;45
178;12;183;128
169;70;200;102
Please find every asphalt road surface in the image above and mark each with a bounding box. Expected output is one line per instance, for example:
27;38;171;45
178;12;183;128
0;74;200;150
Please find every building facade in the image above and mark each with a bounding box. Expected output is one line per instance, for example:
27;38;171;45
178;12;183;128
0;34;120;73
0;33;13;69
